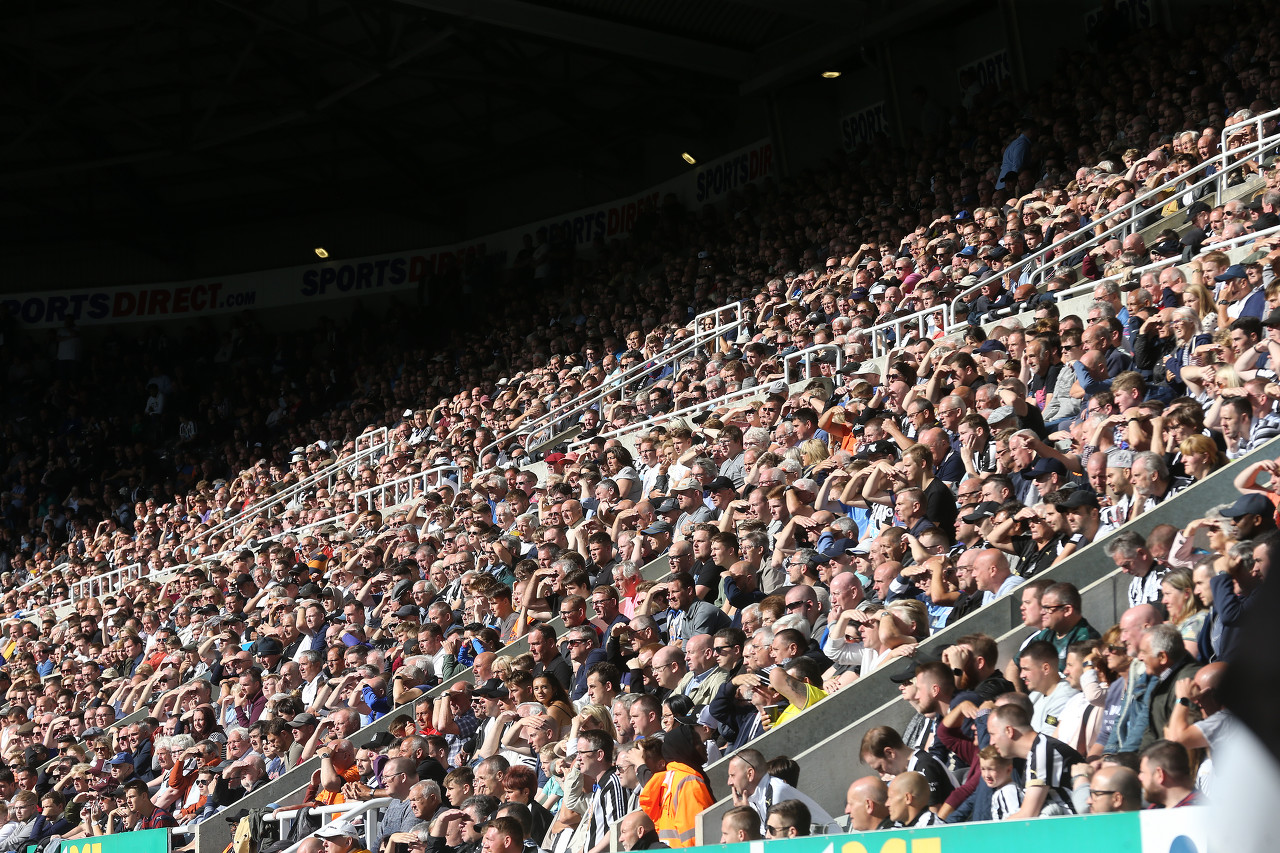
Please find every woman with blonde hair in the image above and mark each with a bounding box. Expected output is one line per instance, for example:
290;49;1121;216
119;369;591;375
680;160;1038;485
1178;434;1222;482
1181;280;1217;333
798;439;829;471
1161;568;1208;657
576;703;618;743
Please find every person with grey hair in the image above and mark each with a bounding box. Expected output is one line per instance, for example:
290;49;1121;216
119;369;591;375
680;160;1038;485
1137;623;1200;750
743;427;770;452
1105;530;1171;608
1130;451;1185;510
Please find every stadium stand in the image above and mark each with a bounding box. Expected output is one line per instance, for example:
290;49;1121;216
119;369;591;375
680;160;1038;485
2;6;1279;853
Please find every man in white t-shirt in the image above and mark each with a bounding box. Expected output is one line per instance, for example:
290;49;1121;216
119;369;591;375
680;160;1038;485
1019;640;1081;736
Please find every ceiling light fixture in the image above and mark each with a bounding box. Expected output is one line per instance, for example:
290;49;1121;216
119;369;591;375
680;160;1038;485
821;71;841;79
681;152;697;165
314;248;329;259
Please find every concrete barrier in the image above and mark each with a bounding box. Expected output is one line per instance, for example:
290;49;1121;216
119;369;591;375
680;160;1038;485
694;435;1279;839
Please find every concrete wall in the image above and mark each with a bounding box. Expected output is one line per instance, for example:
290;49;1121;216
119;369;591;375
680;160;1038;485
694;434;1278;840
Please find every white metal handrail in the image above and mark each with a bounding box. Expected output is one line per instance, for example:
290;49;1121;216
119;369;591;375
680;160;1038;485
266;796;392;853
1036;219;1280;310
947;104;1280;315
828;106;1280;365
826;108;1280;363
572;380;769;451
1219;106;1280;190
351;464;462;514
782;342;845;385
487;301;746;456
200;427;392;546
517;306;746;451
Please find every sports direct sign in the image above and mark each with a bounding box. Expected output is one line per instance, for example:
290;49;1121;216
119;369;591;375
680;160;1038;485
4;140;774;329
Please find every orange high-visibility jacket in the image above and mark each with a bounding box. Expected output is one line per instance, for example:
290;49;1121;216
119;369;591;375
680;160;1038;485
638;761;715;848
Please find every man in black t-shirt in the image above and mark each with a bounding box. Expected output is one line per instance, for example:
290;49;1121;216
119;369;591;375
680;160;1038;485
859;725;956;807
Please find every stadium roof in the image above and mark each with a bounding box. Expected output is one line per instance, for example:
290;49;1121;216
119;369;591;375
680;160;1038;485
0;0;958;278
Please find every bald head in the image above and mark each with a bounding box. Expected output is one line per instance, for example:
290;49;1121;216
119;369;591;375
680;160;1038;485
621;811;657;851
972;549;1012;592
1195;661;1226;693
1119;603;1161;654
887;771;930;823
829;572;865;610
1089;765;1142;813
844;776;889;832
891;771;929;800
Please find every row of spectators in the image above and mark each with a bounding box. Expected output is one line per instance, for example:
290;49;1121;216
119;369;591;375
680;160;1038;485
3;7;1280;853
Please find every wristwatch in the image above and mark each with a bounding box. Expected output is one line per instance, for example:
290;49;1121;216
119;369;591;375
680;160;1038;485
1177;697;1193;708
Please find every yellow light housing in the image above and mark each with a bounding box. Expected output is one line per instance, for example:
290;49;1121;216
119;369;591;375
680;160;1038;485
314;248;329;259
681;152;697;165
821;71;841;79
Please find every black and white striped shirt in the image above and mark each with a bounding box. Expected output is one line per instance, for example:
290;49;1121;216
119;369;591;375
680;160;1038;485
584;770;629;852
1025;733;1081;812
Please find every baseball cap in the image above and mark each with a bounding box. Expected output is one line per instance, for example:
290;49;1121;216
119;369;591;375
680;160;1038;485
287;713;318;728
315;821;363;842
654;498;679;514
1262;308;1280;329
641;521;674;536
976;340;1007;355
473;678;511;699
1214;264;1248;282
107;752;133;766
253;637;283;657
1107;450;1134;469
706;476;736;492
855;440;898;460
1220;493;1272;518
961;501;1001;524
1025;457;1067;479
1057;490;1100;510
986;406;1016;426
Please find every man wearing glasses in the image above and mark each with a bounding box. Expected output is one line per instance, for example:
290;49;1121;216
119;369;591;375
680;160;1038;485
566;627;608;701
373;758;423;850
577;730;629;853
763;800;812;838
1080;764;1142;813
731;749;837;836
1028;583;1101;671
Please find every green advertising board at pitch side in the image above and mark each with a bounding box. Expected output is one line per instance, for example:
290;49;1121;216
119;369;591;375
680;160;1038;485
689;808;1208;853
62;828;170;853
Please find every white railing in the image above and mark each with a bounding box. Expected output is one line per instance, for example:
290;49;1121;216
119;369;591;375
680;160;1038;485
948;103;1280;315
266;797;392;853
1035;219;1280;311
782;342;845;385
570;381;768;452
1219;106;1280;192
200;427;393;547
351;464;462;514
488;301;747;455
835;106;1280;364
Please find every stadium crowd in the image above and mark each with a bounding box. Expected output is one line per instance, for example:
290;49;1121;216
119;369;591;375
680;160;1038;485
0;6;1275;853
